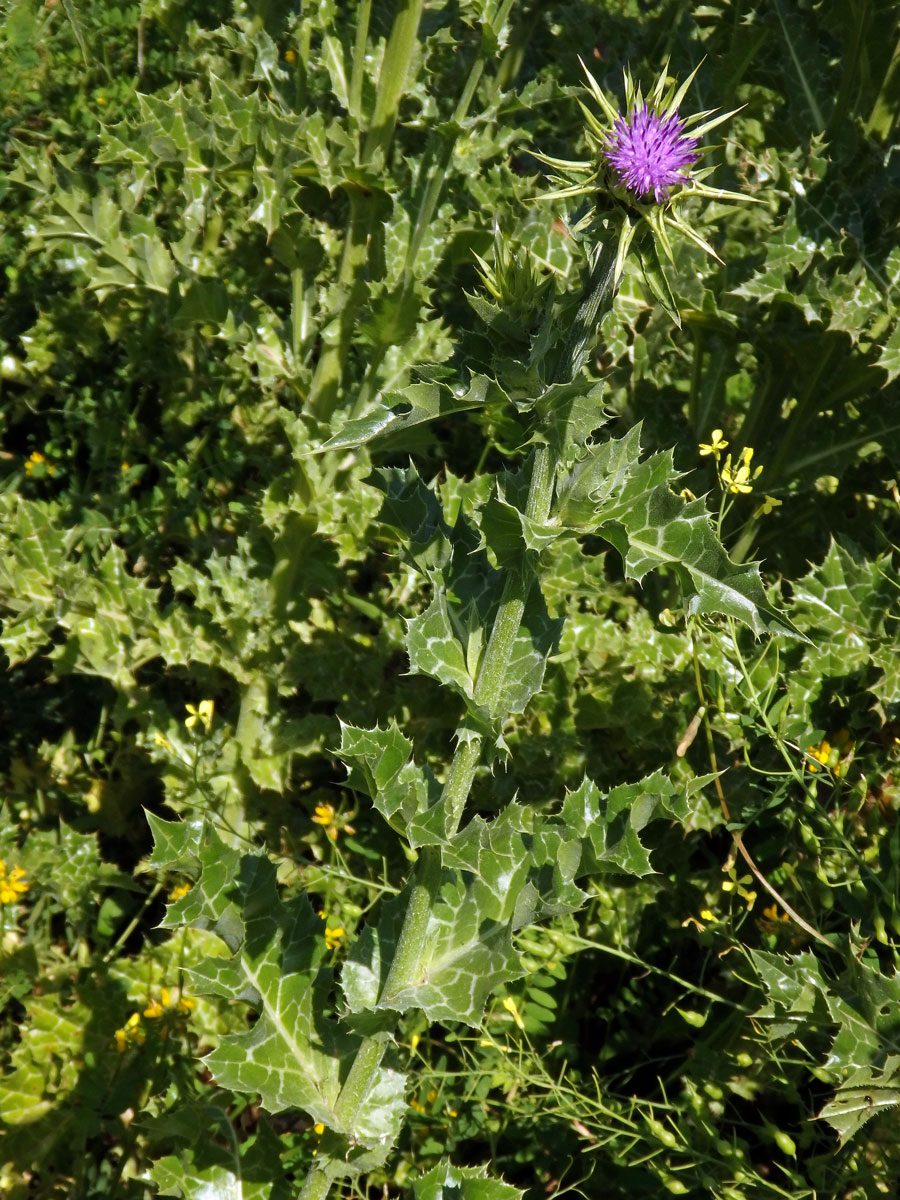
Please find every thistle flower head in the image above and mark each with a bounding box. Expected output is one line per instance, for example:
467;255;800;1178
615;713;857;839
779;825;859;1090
534;59;755;299
603;103;700;203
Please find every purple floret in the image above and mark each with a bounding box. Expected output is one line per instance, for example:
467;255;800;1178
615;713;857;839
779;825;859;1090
604;104;700;202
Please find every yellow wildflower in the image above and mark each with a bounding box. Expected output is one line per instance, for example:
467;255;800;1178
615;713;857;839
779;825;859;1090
114;1011;145;1051
324;925;345;951
313;1122;325;1136
753;495;782;518
0;861;29;905
805;740;831;772
24;451;55;477
169;882;191;902
720;460;753;494
185;699;215;732
311;801;352;841
285;48;297;63
501;995;525;1031
699;429;728;458
720;447;762;495
761;903;789;924
143;998;165;1019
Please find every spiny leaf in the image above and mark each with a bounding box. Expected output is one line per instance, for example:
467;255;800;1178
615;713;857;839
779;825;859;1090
414;1162;524;1200
338;722;450;846
154;821;407;1151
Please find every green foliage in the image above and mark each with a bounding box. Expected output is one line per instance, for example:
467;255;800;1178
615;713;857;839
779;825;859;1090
2;1;900;1199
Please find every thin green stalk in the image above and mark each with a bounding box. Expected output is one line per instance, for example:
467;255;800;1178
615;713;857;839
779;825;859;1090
348;0;372;123
306;186;371;420
362;0;426;166
308;0;425;422
350;0;517;421
298;848;441;1199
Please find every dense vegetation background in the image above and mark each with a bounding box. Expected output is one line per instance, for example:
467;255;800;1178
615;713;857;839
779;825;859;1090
1;0;899;1197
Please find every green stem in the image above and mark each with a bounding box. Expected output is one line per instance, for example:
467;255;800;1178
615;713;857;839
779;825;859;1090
362;0;426;166
348;0;372;123
380;846;442;1001
437;232;621;832
306;186;371;420
308;0;425;422
298;1158;343;1200
350;0;517;422
298;847;441;1199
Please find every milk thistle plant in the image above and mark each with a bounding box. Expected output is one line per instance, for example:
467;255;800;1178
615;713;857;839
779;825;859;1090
8;5;900;1198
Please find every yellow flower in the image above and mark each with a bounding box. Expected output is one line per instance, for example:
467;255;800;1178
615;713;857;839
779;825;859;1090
324;925;345;951
24;450;55;477
501;995;525;1031
720;465;752;494
169;882;191;902
185;699;215;732
699;429;728;457
285;48;297;63
0;861;30;905
806;740;831;772
143;998;165;1019
313;1122;325;1136
761;903;789;924
753;495;782;518
314;801;352;840
114;1011;146;1050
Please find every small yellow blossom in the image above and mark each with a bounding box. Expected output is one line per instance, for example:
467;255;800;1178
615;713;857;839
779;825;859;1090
114;1011;145;1051
699;429;728;457
143;998;165;1019
806;734;854;776
805;739;831;772
720;447;763;495
24;450;55;477
185;699;215;732
313;1122;325;1136
97;95;106;105
285;48;297;62
178;994;196;1013
699;908;715;921
753;495;782;518
501;995;525;1031
0;861;29;905
169;882;191;902
311;801;351;841
761;903;789;924
153;732;171;751
324;925;345;951
721;461;753;494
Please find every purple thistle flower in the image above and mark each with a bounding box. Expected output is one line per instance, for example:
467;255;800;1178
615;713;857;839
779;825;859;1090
604;103;700;203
